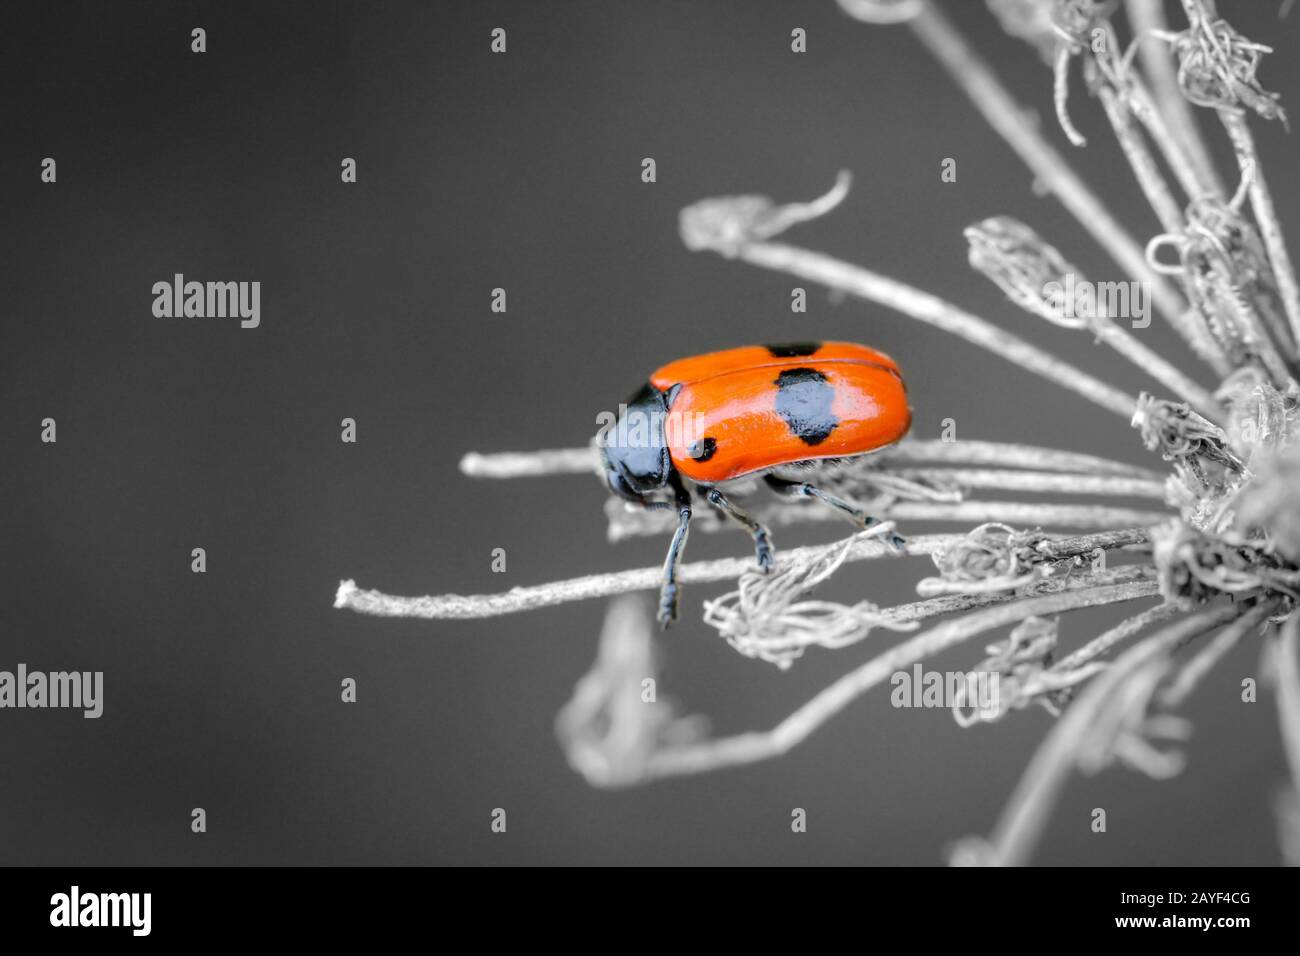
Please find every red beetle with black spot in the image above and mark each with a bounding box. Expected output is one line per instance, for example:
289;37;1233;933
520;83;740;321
599;341;912;626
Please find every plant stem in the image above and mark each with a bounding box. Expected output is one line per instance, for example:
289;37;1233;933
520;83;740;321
1219;109;1300;353
335;534;957;620
459;439;1168;482
1275;614;1300;796
986;599;1267;865
883;440;1163;479
734;240;1138;418
1158;604;1264;708
335;531;1153;621
1050;602;1182;675
608;497;1170;541
460;447;598;478
1124;0;1226;199
1081;313;1224;420
637;580;1162;782
888;468;1166;499
904;2;1215;367
1096;80;1186;234
880;564;1154;625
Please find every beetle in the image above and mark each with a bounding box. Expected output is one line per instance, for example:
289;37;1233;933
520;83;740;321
598;340;912;627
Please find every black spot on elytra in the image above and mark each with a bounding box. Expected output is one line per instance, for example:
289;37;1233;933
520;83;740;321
688;436;717;462
766;341;822;358
774;367;838;445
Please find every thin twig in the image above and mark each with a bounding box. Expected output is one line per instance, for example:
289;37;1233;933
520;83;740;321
1125;0;1227;198
884;564;1155;625
336;534;957;620
886;469;1166;498
608;497;1171;541
459;439;1167;482
900;2;1217;367
1095;78;1186;234
884;440;1163;479
1145;167;1299;387
1219;109;1300;351
679;176;1141;415
1087;317;1223;419
635;580;1162;783
1049;602;1182;676
719;240;1138;418
965;216;1224;418
460;447;598;478
1125;69;1217;207
335;531;1152;621
1275;614;1300;794
1054;43;1087;148
1158;602;1263;707
1124;71;1223;204
985;599;1268;866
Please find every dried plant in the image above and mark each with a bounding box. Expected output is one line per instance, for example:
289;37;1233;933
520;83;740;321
335;0;1300;864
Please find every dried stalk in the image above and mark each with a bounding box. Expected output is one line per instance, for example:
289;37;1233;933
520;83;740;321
608;497;1170;541
336;531;1151;621
982;599;1272;865
335;534;951;620
1125;0;1227;198
965;216;1224;418
706;239;1137;418
1047;601;1182;678
1095;77;1185;234
895;1;1217;366
1219;110;1300;349
1121;64;1222;205
883;565;1154;625
459;438;1168;482
884;468;1165;498
1275;614;1300;794
634;580;1161;783
883;439;1162;478
1157;605;1254;708
460;447;599;479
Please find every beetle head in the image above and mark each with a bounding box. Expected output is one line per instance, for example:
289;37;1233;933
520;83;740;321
599;383;672;504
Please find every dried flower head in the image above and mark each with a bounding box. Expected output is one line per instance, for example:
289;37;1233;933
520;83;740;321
1155;5;1286;121
1236;444;1300;565
965;217;1086;328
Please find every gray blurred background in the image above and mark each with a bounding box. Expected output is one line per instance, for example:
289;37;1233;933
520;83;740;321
2;0;1297;865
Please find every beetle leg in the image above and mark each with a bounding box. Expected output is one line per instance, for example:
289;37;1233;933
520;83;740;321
657;476;693;628
704;487;774;572
763;474;906;552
